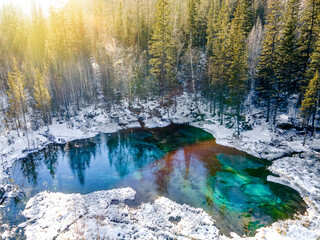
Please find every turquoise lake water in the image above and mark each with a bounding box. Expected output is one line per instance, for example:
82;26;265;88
5;124;306;236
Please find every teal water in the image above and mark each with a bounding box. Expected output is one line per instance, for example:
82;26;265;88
6;125;306;236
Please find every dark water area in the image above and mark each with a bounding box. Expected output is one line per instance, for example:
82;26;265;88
4;124;306;236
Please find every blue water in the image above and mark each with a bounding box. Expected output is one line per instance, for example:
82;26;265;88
7;124;306;236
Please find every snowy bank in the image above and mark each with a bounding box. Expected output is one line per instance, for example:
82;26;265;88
21;188;219;240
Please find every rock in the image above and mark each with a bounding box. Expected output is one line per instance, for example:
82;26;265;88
85;113;97;119
0;187;5;199
22;188;219;240
129;107;143;115
150;108;161;118
138;116;145;128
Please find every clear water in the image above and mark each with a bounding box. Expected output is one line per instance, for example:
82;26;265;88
5;125;306;236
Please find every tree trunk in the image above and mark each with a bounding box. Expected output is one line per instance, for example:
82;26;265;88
237;104;240;137
220;103;224;125
266;94;270;122
273;98;279;127
311;109;316;137
189;33;200;115
303;114;310;146
313;90;320;137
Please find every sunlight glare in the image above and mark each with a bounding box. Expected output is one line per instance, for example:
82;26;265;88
1;0;69;16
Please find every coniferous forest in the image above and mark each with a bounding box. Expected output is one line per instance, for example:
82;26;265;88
0;0;319;137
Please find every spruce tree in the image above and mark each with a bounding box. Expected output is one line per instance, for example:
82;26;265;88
33;68;51;129
255;0;282;122
206;0;230;124
298;0;320;86
307;36;320;80
240;0;254;36
276;0;300;96
6;58;28;136
206;0;222;54
149;0;176;103
187;0;200;47
227;0;249;136
301;71;320;145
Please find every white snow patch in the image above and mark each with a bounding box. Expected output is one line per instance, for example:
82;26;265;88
22;188;219;240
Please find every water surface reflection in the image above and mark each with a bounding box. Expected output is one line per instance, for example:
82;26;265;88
10;125;306;236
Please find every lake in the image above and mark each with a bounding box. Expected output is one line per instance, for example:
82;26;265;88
4;124;306;237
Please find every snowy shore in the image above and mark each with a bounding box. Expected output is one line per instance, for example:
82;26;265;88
21;188;219;240
1;93;320;239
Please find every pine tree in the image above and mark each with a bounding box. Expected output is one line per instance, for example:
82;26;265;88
306;35;320;80
6;58;28;135
207;0;230;124
268;0;301;126
300;71;320;145
255;0;282;123
240;0;254;36
149;0;176;102
304;32;320;132
206;0;221;54
276;0;300;96
33;68;52;129
298;0;320;85
187;0;200;47
227;0;249;136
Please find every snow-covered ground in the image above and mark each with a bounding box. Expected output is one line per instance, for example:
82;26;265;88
1;93;320;239
21;188;219;240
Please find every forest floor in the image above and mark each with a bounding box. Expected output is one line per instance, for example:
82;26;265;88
0;93;320;239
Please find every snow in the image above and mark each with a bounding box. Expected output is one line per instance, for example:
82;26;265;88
21;188;219;240
193;119;310;161
1;92;320;240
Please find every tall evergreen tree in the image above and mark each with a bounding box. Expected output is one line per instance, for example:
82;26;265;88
240;0;254;36
149;0;176;102
307;36;320;79
301;71;320;145
298;0;320;85
276;0;300;96
206;0;221;54
207;0;230;124
187;0;200;47
33;68;51;129
6;58;28;135
255;0;282;122
227;0;249;136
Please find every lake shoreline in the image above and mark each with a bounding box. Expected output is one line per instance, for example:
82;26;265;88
1;93;320;239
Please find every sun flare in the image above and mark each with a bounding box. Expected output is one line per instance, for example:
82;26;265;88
1;0;69;16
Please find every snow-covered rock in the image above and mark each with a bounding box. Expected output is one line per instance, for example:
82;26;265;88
22;187;220;240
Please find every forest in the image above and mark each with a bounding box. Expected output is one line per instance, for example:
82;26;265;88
0;0;319;139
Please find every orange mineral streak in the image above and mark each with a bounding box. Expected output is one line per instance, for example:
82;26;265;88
151;140;250;194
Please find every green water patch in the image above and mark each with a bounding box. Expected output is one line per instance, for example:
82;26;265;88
5;124;306;237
